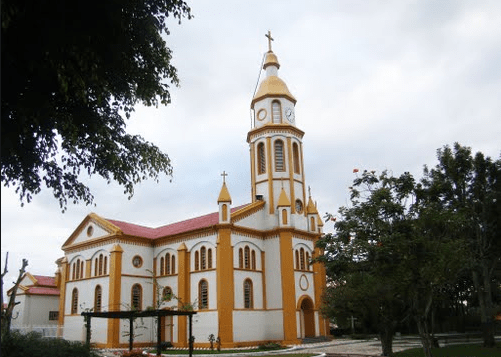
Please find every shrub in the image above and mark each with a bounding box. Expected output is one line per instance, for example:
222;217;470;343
1;330;99;357
258;342;282;350
160;341;173;349
121;349;144;357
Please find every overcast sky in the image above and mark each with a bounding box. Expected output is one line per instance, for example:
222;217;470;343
2;0;500;293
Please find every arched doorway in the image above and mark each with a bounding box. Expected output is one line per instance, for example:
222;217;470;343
299;296;315;338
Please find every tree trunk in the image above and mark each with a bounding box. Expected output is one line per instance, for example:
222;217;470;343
1;257;28;335
416;317;434;357
379;324;394;356
472;266;496;348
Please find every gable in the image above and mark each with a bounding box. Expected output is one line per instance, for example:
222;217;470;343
62;213;122;249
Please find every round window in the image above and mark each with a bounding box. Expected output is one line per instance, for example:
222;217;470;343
86;225;94;237
132;255;143;268
295;199;303;213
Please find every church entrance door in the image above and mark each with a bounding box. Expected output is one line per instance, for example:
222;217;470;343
300;297;315;338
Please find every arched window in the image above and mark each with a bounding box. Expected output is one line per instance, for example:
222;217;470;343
81;260;84;278
244;246;250;269
171;255;176;274
201;247;206;270
71;288;78;314
306;252;310;271
160;257;165;275
295;250;300;270
244;279;253;309
162;287;173;302
239;248;243;269
251;250;256;270
222;204;228;221
195;251;200;271
72;263;76;280
98;254;103;276
282;208;288;225
131;284;142;310
75;259;80;280
300;248;305;270
257;142;266;174
272;100;281;123
103;256;107;275
94;258;98;277
274;140;285;172
310;216;316;231
199;280;208;310
293;142;300;174
207;249;212;269
94;285;102;312
165;253;171;275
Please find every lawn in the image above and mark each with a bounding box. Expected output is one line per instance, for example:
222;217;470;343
394;344;501;357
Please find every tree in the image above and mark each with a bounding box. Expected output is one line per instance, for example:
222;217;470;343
1;252;28;336
1;0;192;211
317;169;465;357
420;143;501;347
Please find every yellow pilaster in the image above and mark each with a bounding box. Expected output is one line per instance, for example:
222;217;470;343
107;244;123;347
250;143;256;201
279;231;299;344
85;259;92;279
177;243;189;347
286;138;296;213
266;137;274;214
313;245;327;336
57;258;67;337
217;228;234;347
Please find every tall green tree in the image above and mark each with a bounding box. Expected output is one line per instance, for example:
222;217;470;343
420;143;501;347
1;0;192;211
318;169;465;357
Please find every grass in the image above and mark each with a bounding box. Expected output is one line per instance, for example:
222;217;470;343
394;343;501;357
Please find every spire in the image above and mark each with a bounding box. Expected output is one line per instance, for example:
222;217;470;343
277;187;291;207
218;171;232;203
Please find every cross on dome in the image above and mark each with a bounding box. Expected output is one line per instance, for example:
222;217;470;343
221;171;228;183
265;30;274;52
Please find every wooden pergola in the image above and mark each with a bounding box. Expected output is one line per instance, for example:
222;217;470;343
81;309;197;357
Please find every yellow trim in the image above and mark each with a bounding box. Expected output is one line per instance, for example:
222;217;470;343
231;201;265;223
246;124;304;144
261;251;267;310
279;231;299;344
57;260;67;337
313;246;327;336
277;188;291;207
107;244;123;347
266;137;274;214
62;213;123;249
287;137;296;213
250;143;256;201
216;228;234;347
177;243;189;347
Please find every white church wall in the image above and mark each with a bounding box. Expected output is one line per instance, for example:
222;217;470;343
120;244;154;277
119;316;156;344
185;236;217;255
190;270;216;309
25;295;59;326
263;238;282;309
233;270;263;309
155;275;178;309
191;311;218;343
121;275;154;310
233;310;285;342
63;315;86;342
72;222;110;245
294;271;315;303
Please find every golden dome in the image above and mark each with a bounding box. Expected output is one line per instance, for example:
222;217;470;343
251;76;297;108
263;51;280;70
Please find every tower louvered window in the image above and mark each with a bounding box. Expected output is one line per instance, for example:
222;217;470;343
94;285;102;312
207;249;212;269
165;253;171;275
195;251;200;271
201;247;206;270
272;101;281;123
171;255;176;274
244;246;250;269
160;257;165;275
71;288;78;314
251;250;256;270
293;142;300;174
274;140;285;171
131;284;142;310
199;280;208;309
244;279;253;309
257;143;266;174
239;248;243;268
300;248;305;270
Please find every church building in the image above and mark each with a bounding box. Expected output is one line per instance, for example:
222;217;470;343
56;36;329;348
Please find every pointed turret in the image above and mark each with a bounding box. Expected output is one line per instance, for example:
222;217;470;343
277;187;291;227
218;173;232;224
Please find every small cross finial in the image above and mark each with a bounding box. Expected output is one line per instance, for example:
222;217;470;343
265;30;274;52
221;171;228;183
308;186;312;197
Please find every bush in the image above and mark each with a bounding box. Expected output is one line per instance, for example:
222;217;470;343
160;341;173;349
1;330;99;357
258;342;282;350
121;349;144;357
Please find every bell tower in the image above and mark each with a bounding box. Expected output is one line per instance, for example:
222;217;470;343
247;32;307;216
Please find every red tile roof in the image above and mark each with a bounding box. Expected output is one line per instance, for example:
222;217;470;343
32;275;56;287
107;205;248;239
26;287;60;296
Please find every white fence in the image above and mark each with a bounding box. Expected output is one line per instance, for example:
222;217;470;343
12;325;60;338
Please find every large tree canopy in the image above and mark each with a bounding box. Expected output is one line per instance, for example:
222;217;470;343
1;0;192;211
